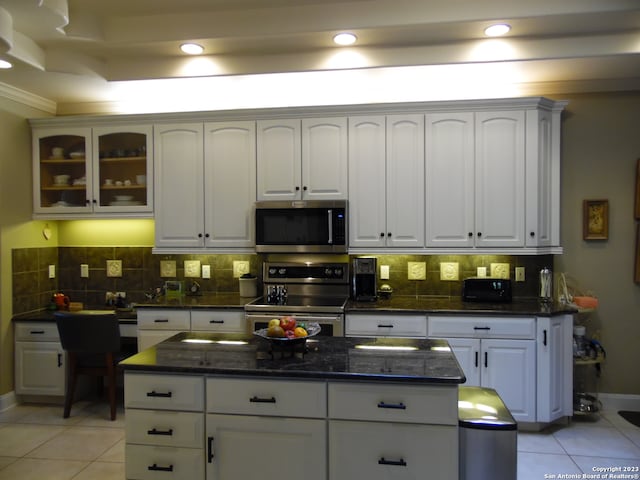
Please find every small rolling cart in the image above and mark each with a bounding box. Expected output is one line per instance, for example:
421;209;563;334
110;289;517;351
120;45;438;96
572;310;606;416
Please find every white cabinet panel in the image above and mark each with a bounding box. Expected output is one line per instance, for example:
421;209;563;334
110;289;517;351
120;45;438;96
126;444;204;480
256;119;301;200
125;373;204;412
15;341;65;396
190;310;245;333
126;410;204;448
346;313;427;338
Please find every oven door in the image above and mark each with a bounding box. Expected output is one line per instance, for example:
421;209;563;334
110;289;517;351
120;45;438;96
246;313;344;337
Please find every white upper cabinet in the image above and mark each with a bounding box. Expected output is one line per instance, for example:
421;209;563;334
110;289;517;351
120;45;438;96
154;123;205;249
425;112;475;247
257;117;347;201
349;115;424;249
204;121;256;248
155;122;256;251
474;110;526;247
32;125;153;218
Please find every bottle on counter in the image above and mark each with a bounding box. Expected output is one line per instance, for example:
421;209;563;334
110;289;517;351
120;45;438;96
539;267;552;302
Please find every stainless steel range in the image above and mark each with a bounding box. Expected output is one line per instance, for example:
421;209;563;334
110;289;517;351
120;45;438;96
245;262;349;336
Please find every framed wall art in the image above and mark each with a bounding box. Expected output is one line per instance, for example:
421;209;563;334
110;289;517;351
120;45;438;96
583;199;609;240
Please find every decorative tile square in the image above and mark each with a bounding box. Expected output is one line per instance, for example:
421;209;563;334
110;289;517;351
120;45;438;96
106;260;122;277
490;262;510;279
440;262;459;281
184;260;201;278
160;260;176;277
407;262;426;280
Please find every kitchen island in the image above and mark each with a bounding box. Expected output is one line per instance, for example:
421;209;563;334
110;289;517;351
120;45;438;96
120;333;465;480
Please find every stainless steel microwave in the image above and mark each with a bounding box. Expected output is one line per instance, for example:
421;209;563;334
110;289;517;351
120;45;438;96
255;200;347;253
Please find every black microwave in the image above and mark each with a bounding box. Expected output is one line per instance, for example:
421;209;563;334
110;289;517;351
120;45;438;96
255;200;347;253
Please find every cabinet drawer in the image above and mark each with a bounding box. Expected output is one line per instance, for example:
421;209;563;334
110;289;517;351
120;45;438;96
329;420;457;480
125;444;204;480
328;382;457;425
428;315;536;339
346;314;427;337
125;373;204;411
126;410;204;448
207;378;326;418
190;310;245;333
15;322;60;342
137;309;191;330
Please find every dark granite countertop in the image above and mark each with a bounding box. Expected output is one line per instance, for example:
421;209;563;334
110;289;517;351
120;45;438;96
346;297;576;316
120;332;466;385
13;308;137;323
135;293;255;309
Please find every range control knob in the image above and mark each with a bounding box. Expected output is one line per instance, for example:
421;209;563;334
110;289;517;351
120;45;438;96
324;268;333;276
334;268;343;277
268;267;277;275
278;268;287;275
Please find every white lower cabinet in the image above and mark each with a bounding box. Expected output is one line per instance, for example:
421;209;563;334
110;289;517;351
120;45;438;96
14;321;65;396
345;313;427;338
428;314;573;424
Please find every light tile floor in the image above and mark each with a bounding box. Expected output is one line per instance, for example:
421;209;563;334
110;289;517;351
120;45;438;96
0;397;638;479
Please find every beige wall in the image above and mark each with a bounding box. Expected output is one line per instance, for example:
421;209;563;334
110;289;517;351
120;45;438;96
1;91;639;396
0;97;53;395
554;91;640;395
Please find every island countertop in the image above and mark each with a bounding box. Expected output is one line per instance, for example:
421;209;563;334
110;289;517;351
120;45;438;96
119;332;466;385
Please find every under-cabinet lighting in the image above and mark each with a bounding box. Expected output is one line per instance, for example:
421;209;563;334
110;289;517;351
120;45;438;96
355;345;418;351
431;346;451;352
182;339;214;344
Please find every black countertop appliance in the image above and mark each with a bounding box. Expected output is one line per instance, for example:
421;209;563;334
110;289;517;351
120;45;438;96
352;257;377;301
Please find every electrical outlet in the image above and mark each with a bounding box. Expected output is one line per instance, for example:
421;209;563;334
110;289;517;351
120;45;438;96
233;260;250;278
380;265;390;280
116;291;126;298
48;264;56;278
202;265;211;279
477;267;487;278
440;262;459;281
106;260;122;277
515;267;525;282
490;263;510;279
80;264;89;278
407;262;426;280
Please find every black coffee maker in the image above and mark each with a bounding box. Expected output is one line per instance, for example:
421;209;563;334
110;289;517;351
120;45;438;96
352;257;377;301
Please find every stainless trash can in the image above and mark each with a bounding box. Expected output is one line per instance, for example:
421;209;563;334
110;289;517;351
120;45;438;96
459;386;517;480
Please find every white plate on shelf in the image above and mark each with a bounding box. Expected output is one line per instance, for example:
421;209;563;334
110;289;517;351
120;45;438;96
109;200;143;206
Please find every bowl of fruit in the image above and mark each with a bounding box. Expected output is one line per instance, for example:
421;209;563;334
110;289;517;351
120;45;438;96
254;317;321;345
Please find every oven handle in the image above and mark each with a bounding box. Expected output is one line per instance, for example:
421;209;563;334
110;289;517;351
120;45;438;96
328;209;333;245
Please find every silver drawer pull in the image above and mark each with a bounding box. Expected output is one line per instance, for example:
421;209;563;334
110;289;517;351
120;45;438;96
146;390;172;398
378;457;407;467
147;428;173;436
377;401;406;410
148;463;174;472
249;396;276;403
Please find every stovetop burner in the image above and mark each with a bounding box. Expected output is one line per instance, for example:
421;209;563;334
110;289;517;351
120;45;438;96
245;295;348;314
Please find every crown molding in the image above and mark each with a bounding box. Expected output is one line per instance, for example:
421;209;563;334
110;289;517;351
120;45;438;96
0;81;56;113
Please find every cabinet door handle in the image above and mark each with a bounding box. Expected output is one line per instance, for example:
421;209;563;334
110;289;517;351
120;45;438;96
474;351;478;368
295;186;300;191
530;231;536;237
378;457;407;467
377;401;406;410
543;329;548;346
477;232;482;237
484;352;488;368
147;464;174;472
377;324;394;328
30;330;45;335
208;436;215;462
147;428;173;436
380;232;385;237
473;326;490;331
249;396;276;403
209;320;225;324
146;390;172;398
154;319;169;323
57;353;63;367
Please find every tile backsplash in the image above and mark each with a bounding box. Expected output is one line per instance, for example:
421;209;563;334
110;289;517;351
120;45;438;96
12;247;552;315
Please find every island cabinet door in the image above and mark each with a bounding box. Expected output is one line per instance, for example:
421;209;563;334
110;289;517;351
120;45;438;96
205;414;326;480
329;420;458;480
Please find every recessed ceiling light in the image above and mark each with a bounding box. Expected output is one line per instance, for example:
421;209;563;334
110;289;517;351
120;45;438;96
0;59;12;69
180;43;204;55
484;24;511;37
333;33;357;46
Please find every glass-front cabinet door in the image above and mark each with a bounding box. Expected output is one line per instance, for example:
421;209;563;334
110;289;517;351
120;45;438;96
33;127;93;214
92;125;153;214
32;125;153;217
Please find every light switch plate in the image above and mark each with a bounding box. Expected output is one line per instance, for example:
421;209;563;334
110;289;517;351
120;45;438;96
160;260;176;277
490;263;510;279
202;265;211;279
107;260;122;277
380;265;390;280
515;266;525;282
440;262;459;281
48;264;56;278
184;260;201;278
233;260;250;278
477;267;487;278
80;264;89;278
407;262;426;280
